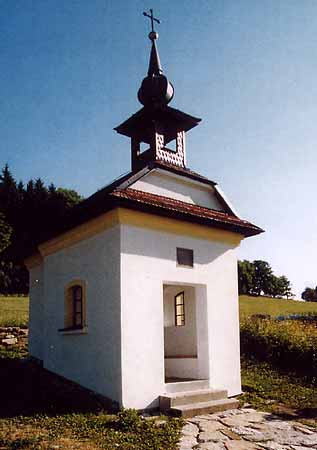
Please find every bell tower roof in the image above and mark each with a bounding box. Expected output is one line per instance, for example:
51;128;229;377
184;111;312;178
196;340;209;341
114;106;201;144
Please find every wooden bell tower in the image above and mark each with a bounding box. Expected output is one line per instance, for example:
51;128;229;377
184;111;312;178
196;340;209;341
114;9;201;171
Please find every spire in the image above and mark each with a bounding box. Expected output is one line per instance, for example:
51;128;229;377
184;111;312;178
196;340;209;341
138;9;174;107
148;37;163;76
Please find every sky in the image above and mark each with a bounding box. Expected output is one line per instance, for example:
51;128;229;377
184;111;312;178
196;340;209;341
0;0;316;298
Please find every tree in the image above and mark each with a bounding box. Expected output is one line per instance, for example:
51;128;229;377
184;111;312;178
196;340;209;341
238;260;255;295
269;275;293;298
277;275;293;299
252;260;274;296
48;183;57;195
0;164;18;221
34;178;48;203
0;213;12;254
55;188;82;208
237;259;293;298
0;261;28;295
301;286;317;302
0;164;83;294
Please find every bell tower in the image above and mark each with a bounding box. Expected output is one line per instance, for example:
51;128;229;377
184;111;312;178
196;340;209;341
114;9;201;171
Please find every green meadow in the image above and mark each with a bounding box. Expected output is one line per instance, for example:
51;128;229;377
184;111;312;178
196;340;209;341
0;296;29;327
1;294;317;327
239;294;317;318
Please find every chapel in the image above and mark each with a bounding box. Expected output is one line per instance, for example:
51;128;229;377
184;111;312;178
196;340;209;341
26;11;263;417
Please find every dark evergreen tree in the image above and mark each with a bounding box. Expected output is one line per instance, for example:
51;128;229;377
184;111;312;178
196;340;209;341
0;164;19;223
0;164;83;294
0;213;12;254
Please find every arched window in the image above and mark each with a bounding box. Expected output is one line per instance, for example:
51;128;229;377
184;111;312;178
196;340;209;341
72;285;83;328
61;280;87;331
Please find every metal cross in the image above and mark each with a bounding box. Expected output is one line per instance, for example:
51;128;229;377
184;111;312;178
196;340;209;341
143;9;160;33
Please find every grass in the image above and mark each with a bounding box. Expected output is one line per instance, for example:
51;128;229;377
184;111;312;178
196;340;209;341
0;293;316;446
2;294;317;328
240;356;317;426
239;294;317;319
0;296;29;327
239;296;317;423
0;413;183;450
0;342;183;450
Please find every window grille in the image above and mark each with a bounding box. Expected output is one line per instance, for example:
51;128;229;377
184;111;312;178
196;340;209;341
176;247;194;267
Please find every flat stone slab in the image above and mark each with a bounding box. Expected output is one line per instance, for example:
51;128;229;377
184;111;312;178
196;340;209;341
292;424;315;435
1;338;17;345
197;443;226;450
224;441;262;449
182;422;199;437
256;443;287;450
180;408;317;450
220;429;241;440
198;430;229;443
199;421;226;433
178;435;198;449
290;446;316;450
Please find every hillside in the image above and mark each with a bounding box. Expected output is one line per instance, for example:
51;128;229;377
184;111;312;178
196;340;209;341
239;294;317;318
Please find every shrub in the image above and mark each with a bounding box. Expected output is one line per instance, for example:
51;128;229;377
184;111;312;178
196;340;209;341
250;313;271;320
240;316;317;380
117;408;142;432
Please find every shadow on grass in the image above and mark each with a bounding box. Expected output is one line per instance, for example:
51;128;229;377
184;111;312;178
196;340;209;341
241;356;317;423
0;356;116;418
268;406;317;421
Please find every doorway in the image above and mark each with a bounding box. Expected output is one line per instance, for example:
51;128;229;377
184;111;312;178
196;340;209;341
163;284;209;383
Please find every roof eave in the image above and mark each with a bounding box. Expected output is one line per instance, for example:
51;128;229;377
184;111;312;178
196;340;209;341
112;196;264;238
114;106;201;138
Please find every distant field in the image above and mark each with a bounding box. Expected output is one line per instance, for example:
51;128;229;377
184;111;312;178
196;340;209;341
0;296;29;327
1;295;317;327
239;295;317;318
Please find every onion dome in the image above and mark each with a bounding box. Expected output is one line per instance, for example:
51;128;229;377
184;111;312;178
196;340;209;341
137;30;174;107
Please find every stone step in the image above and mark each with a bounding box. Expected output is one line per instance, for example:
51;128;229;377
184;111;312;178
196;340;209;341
160;388;228;410
170;397;239;419
164;379;209;394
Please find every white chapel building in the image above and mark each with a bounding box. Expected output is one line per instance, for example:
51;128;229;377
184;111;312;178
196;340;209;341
26;19;263;417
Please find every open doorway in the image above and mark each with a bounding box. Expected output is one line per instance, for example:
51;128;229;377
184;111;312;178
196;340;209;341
163;284;209;383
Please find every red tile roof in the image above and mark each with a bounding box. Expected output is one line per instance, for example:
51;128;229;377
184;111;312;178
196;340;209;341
110;188;263;237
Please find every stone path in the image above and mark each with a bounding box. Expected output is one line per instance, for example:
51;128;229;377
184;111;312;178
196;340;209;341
178;408;317;450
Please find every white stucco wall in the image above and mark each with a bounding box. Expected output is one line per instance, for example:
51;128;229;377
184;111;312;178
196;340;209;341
29;264;44;361
164;285;197;357
41;225;122;404
29;207;242;410
120;222;241;409
132;170;224;211
165;358;198;379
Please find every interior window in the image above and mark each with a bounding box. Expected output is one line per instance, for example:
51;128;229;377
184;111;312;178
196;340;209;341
175;291;185;326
